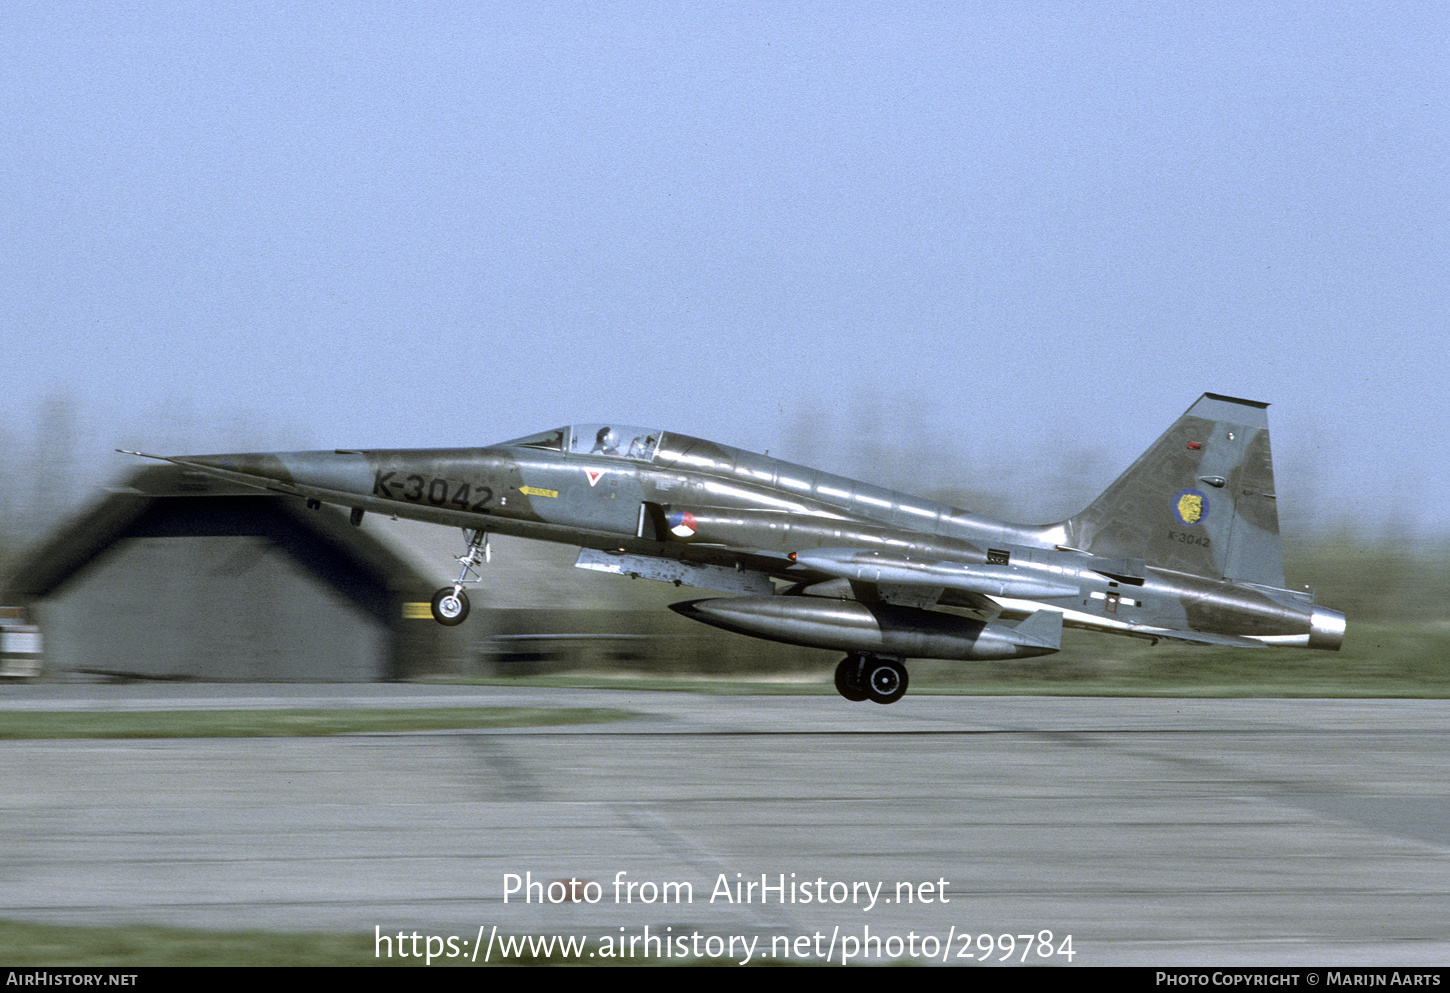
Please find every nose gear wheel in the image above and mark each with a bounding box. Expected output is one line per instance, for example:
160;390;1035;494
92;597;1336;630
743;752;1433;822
430;587;470;625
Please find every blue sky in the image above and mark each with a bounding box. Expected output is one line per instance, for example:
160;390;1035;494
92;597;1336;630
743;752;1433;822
2;3;1445;535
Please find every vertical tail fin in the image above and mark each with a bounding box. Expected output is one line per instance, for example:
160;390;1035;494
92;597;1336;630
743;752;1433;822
1061;394;1285;588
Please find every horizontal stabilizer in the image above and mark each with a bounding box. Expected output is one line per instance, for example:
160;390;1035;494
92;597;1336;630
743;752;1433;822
1133;626;1267;648
1012;609;1063;651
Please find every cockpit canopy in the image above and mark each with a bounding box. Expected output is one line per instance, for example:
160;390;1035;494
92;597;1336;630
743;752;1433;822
502;424;662;462
503;428;567;451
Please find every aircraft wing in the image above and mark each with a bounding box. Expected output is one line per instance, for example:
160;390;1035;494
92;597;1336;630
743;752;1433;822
787;548;1078;600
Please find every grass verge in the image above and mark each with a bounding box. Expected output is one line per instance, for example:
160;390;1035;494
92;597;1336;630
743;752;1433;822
0;706;638;740
0;921;735;966
0;921;388;967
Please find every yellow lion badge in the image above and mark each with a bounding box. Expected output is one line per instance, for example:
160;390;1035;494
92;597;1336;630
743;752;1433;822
1176;492;1203;525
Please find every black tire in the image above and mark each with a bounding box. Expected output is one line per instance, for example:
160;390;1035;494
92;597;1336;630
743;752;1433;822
865;658;909;704
834;656;868;702
430;587;470;626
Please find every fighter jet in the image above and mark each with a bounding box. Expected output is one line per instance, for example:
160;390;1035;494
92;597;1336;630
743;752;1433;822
123;394;1345;704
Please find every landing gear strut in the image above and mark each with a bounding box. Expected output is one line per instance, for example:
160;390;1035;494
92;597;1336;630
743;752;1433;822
835;654;909;704
430;528;489;626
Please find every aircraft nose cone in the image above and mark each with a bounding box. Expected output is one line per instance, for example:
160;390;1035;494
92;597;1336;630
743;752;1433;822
173;453;294;483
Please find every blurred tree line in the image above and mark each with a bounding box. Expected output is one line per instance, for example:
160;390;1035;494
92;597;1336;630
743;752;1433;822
1283;534;1450;625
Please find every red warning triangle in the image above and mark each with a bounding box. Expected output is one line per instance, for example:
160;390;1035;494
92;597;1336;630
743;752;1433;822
586;469;604;487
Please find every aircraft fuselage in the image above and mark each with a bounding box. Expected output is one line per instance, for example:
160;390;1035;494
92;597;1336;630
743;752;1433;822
164;409;1344;658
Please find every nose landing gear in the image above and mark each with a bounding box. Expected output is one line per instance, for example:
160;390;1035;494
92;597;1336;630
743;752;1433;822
430;528;489;626
835;654;909;704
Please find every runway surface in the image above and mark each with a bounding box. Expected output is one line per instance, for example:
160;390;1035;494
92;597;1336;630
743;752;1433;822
1;684;1447;966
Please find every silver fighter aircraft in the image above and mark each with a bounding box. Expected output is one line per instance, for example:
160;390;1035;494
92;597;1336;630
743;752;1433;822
124;394;1345;703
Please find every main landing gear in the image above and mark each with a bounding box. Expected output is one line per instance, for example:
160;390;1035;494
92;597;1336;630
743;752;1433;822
430;528;489;626
834;654;909;705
